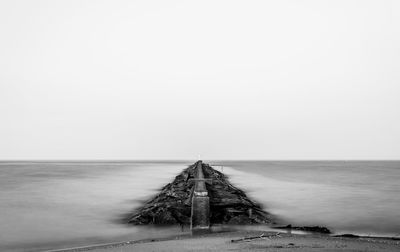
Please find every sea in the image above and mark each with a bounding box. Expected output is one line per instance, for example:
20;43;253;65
0;161;399;251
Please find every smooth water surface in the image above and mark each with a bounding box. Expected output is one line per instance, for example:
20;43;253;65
0;161;399;251
216;161;400;237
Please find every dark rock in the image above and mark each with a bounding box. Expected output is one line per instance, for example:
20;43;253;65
297;226;331;234
334;234;360;238
275;225;331;234
127;161;274;225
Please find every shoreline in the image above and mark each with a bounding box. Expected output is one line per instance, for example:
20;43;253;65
43;229;400;252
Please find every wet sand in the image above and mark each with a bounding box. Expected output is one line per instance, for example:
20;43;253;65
46;230;400;252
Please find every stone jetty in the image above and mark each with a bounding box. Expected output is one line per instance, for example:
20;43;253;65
127;161;274;231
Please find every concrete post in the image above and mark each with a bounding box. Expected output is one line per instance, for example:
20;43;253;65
191;161;210;234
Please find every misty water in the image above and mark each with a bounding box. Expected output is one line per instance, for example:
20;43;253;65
0;161;399;251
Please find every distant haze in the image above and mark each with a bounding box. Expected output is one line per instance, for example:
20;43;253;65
0;0;399;160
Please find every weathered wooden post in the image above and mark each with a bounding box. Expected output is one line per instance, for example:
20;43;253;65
191;160;210;234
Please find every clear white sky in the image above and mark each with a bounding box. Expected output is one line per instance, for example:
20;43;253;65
0;0;399;160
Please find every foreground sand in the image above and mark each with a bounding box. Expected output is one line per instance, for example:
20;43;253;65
48;230;400;252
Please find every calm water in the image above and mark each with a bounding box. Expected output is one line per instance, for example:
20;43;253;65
0;161;399;251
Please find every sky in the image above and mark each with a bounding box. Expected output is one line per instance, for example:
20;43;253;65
0;0;399;160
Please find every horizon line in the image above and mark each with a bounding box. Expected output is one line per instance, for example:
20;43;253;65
1;159;399;162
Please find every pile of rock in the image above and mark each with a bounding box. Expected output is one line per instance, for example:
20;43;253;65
127;161;274;226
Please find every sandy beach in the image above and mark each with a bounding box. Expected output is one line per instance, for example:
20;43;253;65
45;230;400;252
